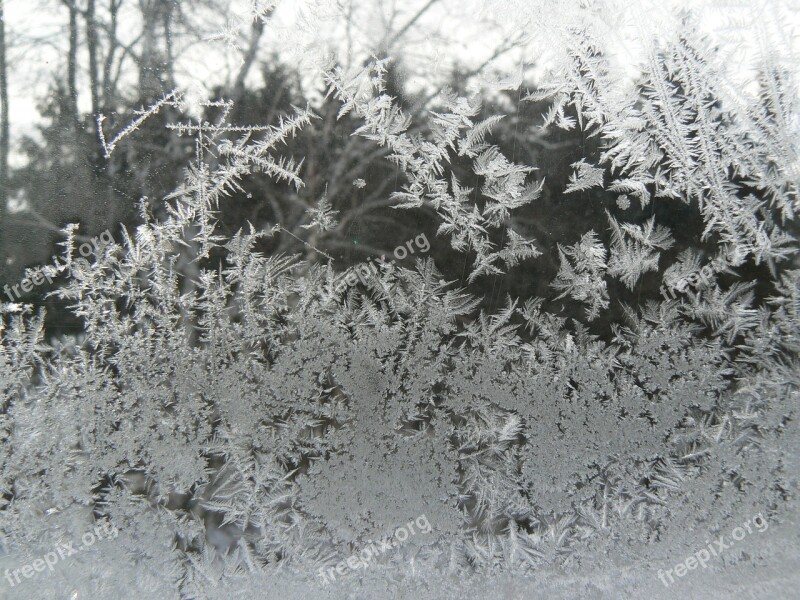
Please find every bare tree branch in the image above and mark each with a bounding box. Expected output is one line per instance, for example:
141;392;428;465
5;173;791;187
231;16;267;105
385;0;440;51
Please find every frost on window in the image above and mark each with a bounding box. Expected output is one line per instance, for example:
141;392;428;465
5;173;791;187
0;1;798;598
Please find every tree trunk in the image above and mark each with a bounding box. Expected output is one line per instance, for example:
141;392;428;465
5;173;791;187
163;0;176;89
138;0;166;100
63;0;80;129
0;0;8;221
101;0;121;111
85;0;100;117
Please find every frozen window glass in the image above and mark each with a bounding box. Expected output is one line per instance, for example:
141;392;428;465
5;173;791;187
0;1;798;598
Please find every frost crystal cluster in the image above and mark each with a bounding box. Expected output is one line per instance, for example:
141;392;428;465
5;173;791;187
0;1;798;599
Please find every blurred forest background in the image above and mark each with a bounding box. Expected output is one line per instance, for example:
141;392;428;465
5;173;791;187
0;0;790;338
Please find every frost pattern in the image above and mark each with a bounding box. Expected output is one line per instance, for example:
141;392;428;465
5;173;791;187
1;2;799;599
